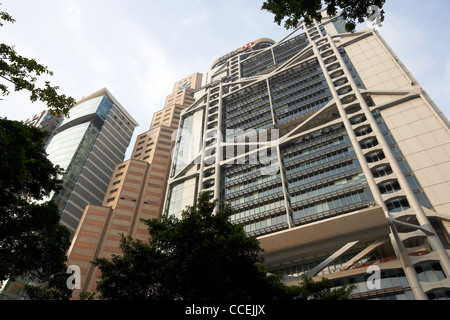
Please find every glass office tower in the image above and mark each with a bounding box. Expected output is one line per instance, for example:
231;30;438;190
45;88;138;236
164;14;450;300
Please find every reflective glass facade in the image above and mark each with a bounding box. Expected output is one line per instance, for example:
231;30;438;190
46;89;138;235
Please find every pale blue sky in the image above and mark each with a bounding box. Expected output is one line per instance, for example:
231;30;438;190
1;0;449;158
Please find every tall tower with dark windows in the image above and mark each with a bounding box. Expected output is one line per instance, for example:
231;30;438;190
164;14;450;300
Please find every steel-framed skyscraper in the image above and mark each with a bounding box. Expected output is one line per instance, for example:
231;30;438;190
164;14;450;300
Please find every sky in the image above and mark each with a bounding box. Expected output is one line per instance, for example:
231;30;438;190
1;0;449;158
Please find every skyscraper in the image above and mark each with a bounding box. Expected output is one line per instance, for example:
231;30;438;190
164;14;450;300
23;110;63;145
0;89;138;300
66;73;203;298
45;88;139;236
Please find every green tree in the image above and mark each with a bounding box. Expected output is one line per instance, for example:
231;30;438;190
286;274;354;300
91;192;353;300
261;0;386;32
24;272;73;300
0;118;71;298
0;4;75;117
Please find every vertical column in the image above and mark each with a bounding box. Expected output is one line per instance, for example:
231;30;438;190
198;96;210;195
276;143;293;229
325;32;450;280
310;31;427;300
266;78;277;127
214;83;224;209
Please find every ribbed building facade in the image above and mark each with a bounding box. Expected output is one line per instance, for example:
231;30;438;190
164;15;450;300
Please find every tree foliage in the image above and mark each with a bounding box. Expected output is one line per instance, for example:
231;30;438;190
0;119;71;291
0;4;75;117
90;192;354;300
24;272;73;300
261;0;386;32
286;274;354;300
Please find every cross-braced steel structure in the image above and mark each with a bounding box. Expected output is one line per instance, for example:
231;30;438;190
164;14;450;300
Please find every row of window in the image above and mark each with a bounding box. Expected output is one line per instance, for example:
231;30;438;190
224;161;279;186
334;262;446;297
282;124;345;155
290;173;368;205
230;199;285;222
224;86;269;112
225;100;271;123
241;50;274;78
373;111;433;209
272;33;309;65
225;173;280;194
277;97;331;125
273;81;330;111
285;146;355;176
242;212;288;235
226;105;272;128
227;185;284;207
288;160;360;191
272;77;325;105
283;136;348;164
270;60;321;93
292;188;374;221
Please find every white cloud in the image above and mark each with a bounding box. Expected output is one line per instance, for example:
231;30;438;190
65;3;82;31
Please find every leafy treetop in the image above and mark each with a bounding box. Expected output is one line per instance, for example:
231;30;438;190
261;0;386;32
0;3;75;117
89;192;354;300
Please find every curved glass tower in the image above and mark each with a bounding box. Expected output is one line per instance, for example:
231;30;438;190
46;88;138;236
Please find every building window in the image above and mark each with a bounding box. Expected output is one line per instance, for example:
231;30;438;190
379;181;401;195
415;262;446;282
372;165;393;178
427;289;450;300
386;198;410;213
